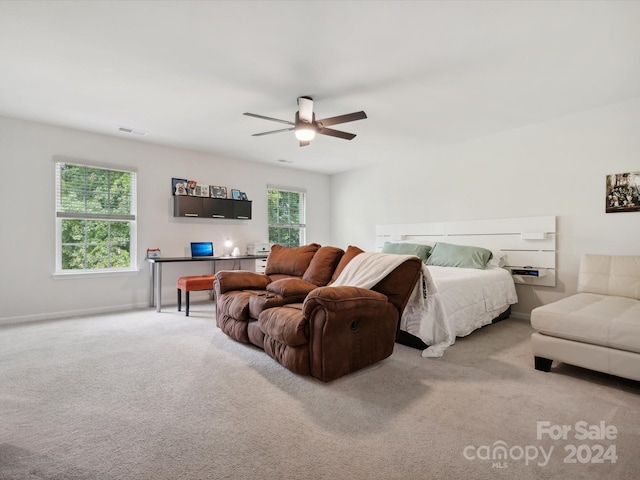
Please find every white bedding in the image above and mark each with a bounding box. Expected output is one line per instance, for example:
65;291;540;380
400;265;518;355
332;252;517;358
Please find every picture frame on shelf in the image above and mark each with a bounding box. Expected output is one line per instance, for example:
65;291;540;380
231;189;242;200
172;178;187;195
211;186;227;198
240;192;248;200
197;185;210;197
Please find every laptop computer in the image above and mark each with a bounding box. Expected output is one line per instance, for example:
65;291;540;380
190;242;214;258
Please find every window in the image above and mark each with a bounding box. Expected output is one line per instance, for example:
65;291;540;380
55;161;137;273
267;186;306;247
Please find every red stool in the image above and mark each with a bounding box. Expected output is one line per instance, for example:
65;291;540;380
177;275;215;316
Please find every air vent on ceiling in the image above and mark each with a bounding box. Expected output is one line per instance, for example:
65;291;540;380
118;126;147;136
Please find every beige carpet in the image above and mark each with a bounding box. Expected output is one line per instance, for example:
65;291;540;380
1;303;638;480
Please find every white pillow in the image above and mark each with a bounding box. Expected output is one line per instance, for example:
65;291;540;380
488;250;506;268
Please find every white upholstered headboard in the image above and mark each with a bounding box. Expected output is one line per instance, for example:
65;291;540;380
376;216;557;286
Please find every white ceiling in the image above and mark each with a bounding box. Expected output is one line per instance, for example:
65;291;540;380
1;1;639;175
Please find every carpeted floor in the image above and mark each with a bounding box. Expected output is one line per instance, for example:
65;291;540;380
1;303;638;480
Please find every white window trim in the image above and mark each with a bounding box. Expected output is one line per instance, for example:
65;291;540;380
54;159;138;275
267;186;307;247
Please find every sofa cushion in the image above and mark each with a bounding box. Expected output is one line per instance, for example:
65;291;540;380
265;243;321;277
216;290;255;321
266;278;317;300
303;246;345;286
249;293;285;320
259;304;308;346
330;245;364;284
578;254;640;300
215;270;270;294
531;293;640;354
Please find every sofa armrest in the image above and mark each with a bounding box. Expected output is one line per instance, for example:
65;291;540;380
303;286;389;316
302;286;398;382
215;270;270;294
267;277;318;302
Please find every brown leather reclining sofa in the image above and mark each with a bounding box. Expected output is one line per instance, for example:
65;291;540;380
214;243;422;382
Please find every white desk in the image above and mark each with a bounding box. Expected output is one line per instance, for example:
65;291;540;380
146;255;268;312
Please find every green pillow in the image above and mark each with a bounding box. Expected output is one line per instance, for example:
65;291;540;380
382;242;432;263
426;242;493;269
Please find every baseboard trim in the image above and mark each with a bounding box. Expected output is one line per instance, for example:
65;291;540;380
0;302;150;326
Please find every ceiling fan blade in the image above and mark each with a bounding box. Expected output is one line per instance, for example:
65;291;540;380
316;111;367;128
252;127;295;137
299;140;311;147
243;112;294;126
317;127;356;140
297;96;314;123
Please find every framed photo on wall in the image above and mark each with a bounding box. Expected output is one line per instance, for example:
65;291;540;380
606;172;640;213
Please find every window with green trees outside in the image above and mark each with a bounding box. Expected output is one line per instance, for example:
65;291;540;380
267;187;306;247
55;161;137;272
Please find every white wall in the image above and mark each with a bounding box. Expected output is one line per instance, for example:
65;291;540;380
330;98;640;317
3;97;639;323
0;116;331;323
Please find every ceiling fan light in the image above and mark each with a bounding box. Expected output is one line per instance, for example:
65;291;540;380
295;126;316;141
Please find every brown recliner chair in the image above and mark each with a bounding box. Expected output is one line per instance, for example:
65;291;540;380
260;256;422;381
215;244;422;382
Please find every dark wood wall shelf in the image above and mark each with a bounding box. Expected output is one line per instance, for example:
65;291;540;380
174;196;252;220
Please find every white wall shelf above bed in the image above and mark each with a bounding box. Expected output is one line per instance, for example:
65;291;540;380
376;215;557;287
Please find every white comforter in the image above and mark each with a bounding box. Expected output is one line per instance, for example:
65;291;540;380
331;253;518;358
421;265;518;337
399;265;518;355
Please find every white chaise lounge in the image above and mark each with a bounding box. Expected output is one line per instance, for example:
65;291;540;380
531;254;640;382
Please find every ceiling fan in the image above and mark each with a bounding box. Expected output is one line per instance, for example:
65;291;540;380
243;96;367;147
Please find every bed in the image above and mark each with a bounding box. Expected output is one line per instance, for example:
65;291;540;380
397;265;518;354
376;216;557;356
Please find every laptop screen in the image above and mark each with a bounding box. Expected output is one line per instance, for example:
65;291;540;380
190;242;214;257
